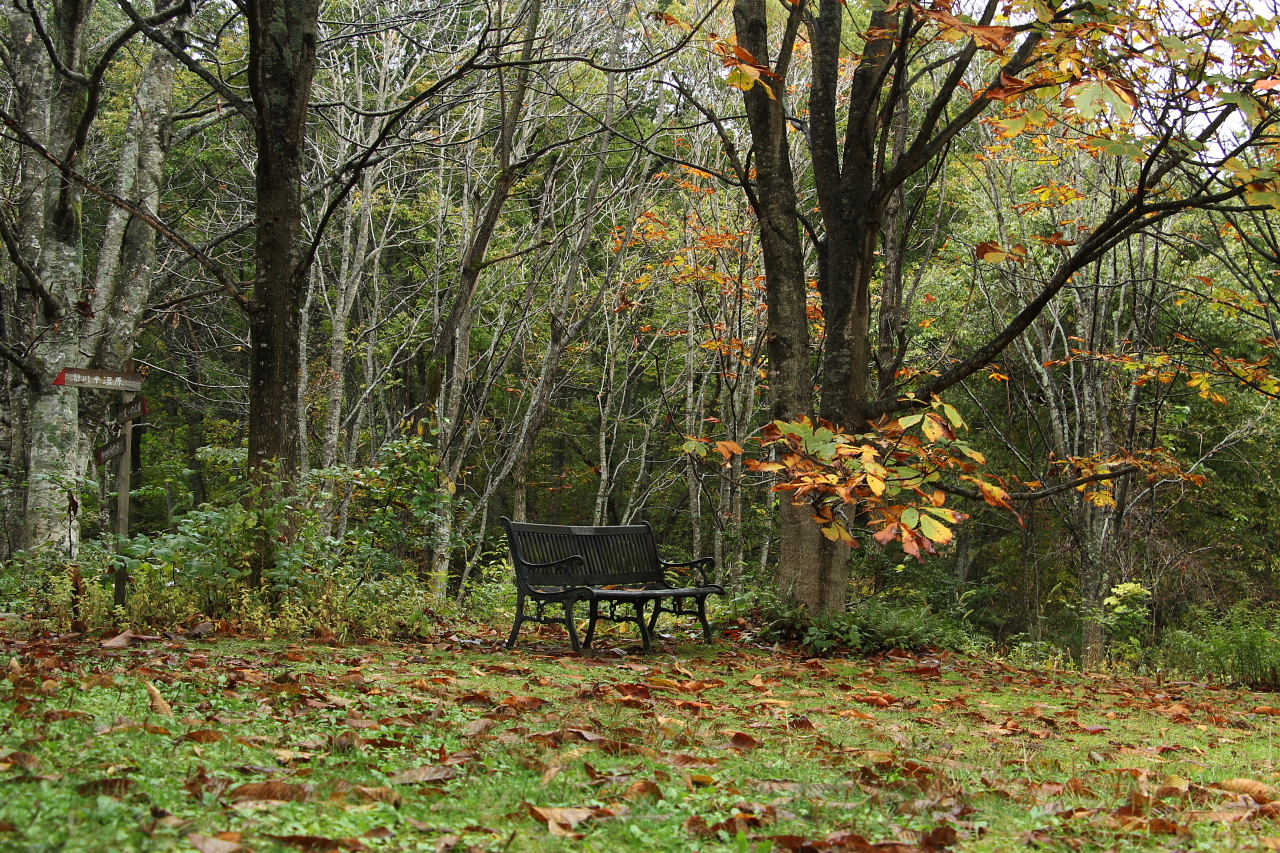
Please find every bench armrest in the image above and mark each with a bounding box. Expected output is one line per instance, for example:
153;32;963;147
514;554;588;594
659;557;717;587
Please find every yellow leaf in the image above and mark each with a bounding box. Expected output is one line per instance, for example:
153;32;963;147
918;513;953;545
145;681;174;718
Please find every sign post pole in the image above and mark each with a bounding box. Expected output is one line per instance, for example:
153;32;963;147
114;388;134;609
56;365;145;612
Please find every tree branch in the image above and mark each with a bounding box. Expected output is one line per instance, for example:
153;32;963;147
117;0;258;124
938;465;1140;502
0;106;248;309
0;208;61;318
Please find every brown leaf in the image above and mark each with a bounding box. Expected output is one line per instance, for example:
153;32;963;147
348;785;402;807
1154;775;1190;798
145;681;174;717
388;765;457;785
624;780;664;801
528;805;594;837
186;833;243;853
684;815;714;838
183;729;224;744
463;718;498;737
500;695;549;712
184;767;231;799
101;630;135;648
1220;778;1273;802
7;751;39;771
1147;817;1192;835
725;730;762;750
266;835;367;851
226;781;312;802
76;778;134;798
43;709;91;722
922;824;959;850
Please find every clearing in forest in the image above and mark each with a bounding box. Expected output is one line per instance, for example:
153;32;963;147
3;628;1280;852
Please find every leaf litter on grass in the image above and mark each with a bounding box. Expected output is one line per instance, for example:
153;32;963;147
3;625;1280;851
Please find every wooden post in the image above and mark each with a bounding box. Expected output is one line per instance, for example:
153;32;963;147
114;389;134;610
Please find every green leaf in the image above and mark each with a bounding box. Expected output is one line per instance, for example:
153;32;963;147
918;513;954;544
1098;139;1145;160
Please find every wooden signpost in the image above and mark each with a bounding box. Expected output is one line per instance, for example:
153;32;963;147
53;367;143;392
56;367;145;608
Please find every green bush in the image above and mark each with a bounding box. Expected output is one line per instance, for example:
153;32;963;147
1159;605;1280;687
786;597;978;655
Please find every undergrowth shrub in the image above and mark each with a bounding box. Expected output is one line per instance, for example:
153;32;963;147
775;596;979;655
1160;605;1280;688
3;494;454;641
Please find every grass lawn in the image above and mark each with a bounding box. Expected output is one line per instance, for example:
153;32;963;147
3;621;1280;853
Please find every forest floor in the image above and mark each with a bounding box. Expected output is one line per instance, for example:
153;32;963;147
3;622;1280;853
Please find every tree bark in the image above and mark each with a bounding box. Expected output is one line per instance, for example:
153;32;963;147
734;0;831;611
243;0;320;582
16;0;93;555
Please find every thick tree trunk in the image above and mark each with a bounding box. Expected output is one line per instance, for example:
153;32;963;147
244;0;320;582
17;0;92;554
734;0;831;611
246;0;319;480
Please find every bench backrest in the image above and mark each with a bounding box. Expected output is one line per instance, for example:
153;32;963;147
501;518;662;588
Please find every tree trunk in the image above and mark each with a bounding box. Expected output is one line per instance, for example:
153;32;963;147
734;0;831;611
17;0;93;555
244;0;320;582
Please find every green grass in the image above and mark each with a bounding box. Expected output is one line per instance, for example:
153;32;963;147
3;623;1280;852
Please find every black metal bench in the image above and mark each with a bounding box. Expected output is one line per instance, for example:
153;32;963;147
500;517;724;653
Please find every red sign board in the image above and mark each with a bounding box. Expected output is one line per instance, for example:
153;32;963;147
96;435;128;466
54;368;143;392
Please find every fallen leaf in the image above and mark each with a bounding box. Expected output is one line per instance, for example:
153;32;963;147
353;785;402;807
145;681;174;717
76;778;134;798
266;835;367;851
1220;778;1273;802
624;780;663;801
101;630;135;648
528;804;594;837
186;833;243;853
226;781;311;802
183;730;224;744
725;730;762;750
388;765;457;785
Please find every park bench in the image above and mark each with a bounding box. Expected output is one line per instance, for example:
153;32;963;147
500;517;724;653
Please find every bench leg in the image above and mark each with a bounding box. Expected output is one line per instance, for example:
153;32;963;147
506;592;527;650
565;599;582;653
647;598;663;636
696;595;713;643
583;599;600;649
635;600;653;653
